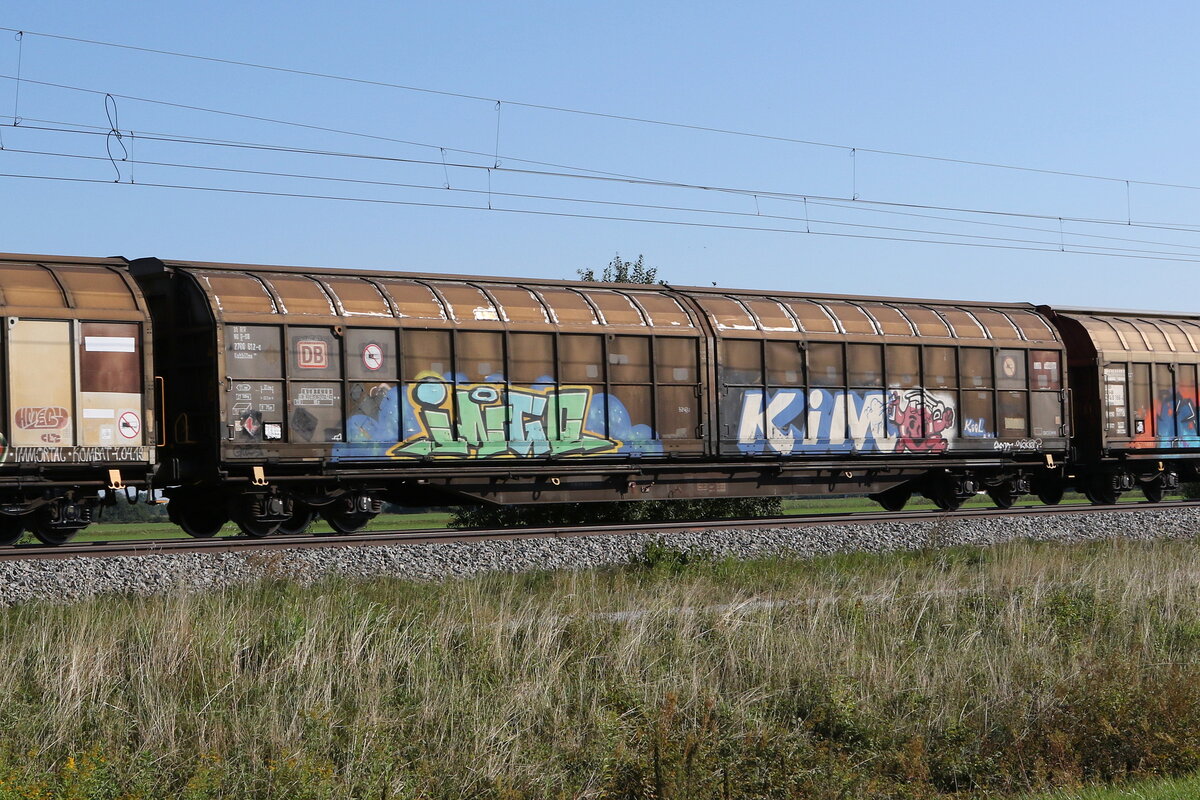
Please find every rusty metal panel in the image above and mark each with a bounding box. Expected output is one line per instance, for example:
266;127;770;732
9;319;74;446
1177;321;1200;351
821;302;877;334
375;279;446;320
784;300;838;333
321;277;392;317
1089;317;1127;351
289;327;341;378
861;304;915;336
1111;318;1152;350
1006;310;1059;343
226;324;284;378
261;274;335;315
79;322;142;446
696;296;757;331
0;264;66;307
1159;320;1199;353
430;283;500;322
1135;319;1177;353
941;309;985;339
971;309;1021;340
79;323;140;394
54;267;138;310
289;382;344;443
901;306;951;337
1054;312;1200;357
742;299;797;332
346;328;397;380
486;286;551;324
197;272;278;314
627;292;695;328
581;290;647;326
534;287;599;325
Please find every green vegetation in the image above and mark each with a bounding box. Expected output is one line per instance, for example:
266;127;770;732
577;251;662;284
1024;772;1200;799
3;537;1200;797
451;495;783;527
72;510;454;543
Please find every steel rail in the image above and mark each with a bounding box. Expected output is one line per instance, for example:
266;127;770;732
3;500;1198;562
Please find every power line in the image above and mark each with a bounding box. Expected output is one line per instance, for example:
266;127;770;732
3;25;1198;192
12;114;1200;244
10;73;1200;243
0;73;648;183
14;142;1200;257
7;167;1200;266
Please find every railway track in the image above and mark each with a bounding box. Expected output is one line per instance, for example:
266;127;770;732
4;499;1199;562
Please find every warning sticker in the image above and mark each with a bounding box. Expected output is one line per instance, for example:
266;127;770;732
362;342;384;371
118;411;141;440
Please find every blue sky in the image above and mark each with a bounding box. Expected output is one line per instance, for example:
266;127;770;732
2;1;1199;310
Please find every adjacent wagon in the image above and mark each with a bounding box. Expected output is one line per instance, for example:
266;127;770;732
129;256;1077;535
1042;306;1200;502
0;254;155;543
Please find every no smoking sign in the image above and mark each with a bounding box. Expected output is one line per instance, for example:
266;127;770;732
118;411;141;439
362;343;384;371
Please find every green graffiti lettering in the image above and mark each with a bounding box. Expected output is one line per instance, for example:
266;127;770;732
390;380;620;459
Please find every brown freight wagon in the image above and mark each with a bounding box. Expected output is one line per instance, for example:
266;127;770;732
129;256;1072;537
0;254;156;543
1041;306;1200;502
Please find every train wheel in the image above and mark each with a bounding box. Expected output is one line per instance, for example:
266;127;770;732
931;492;963;512
235;518;280;538
872;485;911;512
277;508;317;536
0;515;24;546
1035;482;1064;506
987;484;1017;509
925;473;967;512
175;502;229;539
30;507;83;546
1083;475;1119;506
1142;479;1165;503
322;508;375;534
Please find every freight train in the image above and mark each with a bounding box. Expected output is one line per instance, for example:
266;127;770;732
0;252;1191;544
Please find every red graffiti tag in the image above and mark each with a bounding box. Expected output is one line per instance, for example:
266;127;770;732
14;407;70;430
889;389;954;454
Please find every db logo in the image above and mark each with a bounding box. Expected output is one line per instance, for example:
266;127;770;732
297;340;328;369
40;433;61;443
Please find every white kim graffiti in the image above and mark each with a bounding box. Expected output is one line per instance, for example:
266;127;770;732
734;387;960;454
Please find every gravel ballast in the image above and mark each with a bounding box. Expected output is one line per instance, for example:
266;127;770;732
0;507;1198;606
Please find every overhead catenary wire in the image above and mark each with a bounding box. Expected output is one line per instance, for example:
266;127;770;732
7;71;1200;240
3;25;1199;193
10;114;1200;244
11;143;1200;257
7;167;1200;266
3;39;1200;267
5;75;1200;239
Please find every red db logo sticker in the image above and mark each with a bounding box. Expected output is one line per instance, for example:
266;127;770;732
297;340;328;368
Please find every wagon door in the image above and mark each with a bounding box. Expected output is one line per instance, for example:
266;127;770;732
8;319;75;447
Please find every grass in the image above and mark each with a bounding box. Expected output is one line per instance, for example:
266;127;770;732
1025;772;1200;799
3;536;1200;796
72;510;453;542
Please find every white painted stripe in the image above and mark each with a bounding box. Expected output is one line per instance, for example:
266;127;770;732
84;336;136;353
83;409;115;419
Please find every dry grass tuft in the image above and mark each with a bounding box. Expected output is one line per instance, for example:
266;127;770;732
1;537;1200;797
